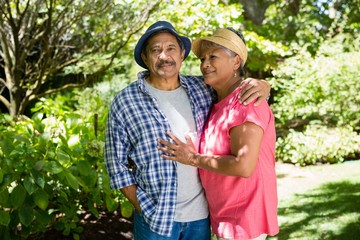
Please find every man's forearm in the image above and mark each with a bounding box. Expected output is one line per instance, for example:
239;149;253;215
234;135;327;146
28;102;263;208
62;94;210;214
121;184;141;212
239;78;271;106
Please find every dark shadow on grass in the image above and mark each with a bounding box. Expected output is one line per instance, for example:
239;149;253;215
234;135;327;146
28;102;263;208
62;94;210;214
276;173;288;179
272;181;360;240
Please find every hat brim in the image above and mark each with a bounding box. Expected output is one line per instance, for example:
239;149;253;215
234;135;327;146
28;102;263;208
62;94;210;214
134;28;191;69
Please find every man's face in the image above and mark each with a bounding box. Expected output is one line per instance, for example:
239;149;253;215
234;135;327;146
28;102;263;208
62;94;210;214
142;32;185;79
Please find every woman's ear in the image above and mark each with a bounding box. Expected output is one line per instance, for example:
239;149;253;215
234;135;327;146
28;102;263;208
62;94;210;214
233;55;242;71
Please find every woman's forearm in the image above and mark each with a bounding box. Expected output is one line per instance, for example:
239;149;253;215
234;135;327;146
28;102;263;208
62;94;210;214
190;153;256;177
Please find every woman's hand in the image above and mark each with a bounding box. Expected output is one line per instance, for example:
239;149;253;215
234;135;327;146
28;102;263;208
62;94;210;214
157;131;197;166
239;78;271;106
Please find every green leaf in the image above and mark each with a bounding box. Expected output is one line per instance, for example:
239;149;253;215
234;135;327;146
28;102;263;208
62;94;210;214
73;233;80;240
0;174;13;193
13;134;31;144
10;184;27;208
31;169;45;189
56;148;71;166
33;189;49;210
0;170;3;183
0;210;10;226
34;209;54;226
100;172;111;194
0;134;13;156
105;194;118;212
88;200;99;219
77;160;92;176
82;171;97;188
0;189;9;205
59;134;68;147
65;171;79;191
35;160;63;174
23;176;39;195
59;190;68;202
54;221;65;231
120;200;133;218
19;204;34;227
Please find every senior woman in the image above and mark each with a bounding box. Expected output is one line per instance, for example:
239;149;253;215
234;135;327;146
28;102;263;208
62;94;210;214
158;28;279;240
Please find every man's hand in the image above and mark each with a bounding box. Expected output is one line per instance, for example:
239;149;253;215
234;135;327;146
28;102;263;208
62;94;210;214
121;185;141;212
239;78;271;106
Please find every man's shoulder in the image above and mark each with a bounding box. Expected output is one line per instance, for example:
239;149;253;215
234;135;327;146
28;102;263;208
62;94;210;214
110;81;140;106
181;74;203;81
115;81;138;96
180;74;206;88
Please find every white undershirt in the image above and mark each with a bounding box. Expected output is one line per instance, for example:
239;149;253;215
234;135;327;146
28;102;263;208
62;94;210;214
145;81;209;222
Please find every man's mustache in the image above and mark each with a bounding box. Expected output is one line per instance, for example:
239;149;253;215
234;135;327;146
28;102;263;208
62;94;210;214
157;61;175;67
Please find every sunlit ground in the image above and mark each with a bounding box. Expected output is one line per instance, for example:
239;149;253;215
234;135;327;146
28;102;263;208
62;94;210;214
269;160;360;240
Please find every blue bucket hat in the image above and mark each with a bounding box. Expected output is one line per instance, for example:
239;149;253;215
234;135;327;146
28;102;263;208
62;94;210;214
134;21;191;69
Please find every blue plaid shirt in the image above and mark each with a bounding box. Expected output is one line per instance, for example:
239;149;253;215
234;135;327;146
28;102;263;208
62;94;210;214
104;71;215;237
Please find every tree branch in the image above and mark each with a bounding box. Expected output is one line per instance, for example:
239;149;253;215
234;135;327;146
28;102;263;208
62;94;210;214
0;94;10;110
0;77;7;87
29;74;92;101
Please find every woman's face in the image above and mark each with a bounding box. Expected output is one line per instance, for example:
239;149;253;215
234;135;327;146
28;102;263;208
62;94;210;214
199;47;237;89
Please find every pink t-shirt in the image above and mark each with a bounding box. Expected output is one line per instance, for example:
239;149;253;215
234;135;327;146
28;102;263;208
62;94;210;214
199;87;279;239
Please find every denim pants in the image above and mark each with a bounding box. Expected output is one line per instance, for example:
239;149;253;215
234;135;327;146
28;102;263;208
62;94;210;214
133;211;211;240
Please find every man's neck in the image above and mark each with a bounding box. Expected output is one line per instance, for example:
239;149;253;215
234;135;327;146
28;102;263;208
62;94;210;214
146;75;181;90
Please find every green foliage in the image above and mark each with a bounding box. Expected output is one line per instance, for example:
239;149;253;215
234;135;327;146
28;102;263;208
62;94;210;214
271;33;360;165
244;31;290;74
276;124;360;165
0;88;131;238
271;33;360;130
262;0;359;55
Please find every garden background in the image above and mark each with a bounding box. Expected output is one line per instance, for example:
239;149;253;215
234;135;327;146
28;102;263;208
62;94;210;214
0;0;359;239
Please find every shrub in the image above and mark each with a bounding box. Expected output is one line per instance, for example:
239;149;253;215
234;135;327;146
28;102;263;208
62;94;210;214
276;124;360;166
271;33;360;165
271;33;360;132
0;88;131;239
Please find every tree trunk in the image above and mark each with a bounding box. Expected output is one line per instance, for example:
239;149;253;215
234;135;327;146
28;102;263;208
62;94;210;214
238;0;274;26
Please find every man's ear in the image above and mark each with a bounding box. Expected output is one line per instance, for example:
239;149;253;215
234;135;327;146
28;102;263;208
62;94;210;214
141;52;148;66
181;49;185;61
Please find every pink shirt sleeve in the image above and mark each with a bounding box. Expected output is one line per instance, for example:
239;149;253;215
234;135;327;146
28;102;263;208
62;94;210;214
228;100;271;132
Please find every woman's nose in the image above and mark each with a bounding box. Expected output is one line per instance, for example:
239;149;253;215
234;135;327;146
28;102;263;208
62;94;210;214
202;59;210;68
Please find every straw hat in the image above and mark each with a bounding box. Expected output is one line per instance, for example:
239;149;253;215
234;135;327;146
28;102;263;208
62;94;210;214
192;28;248;65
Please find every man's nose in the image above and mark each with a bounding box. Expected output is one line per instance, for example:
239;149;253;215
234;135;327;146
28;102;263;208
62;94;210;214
159;50;167;59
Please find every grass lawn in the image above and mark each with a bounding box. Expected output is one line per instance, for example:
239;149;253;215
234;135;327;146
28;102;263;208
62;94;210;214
269;160;360;240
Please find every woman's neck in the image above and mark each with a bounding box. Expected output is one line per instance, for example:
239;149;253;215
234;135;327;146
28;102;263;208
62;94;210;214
216;77;243;101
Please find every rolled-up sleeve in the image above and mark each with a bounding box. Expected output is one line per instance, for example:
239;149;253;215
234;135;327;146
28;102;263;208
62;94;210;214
104;105;136;190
